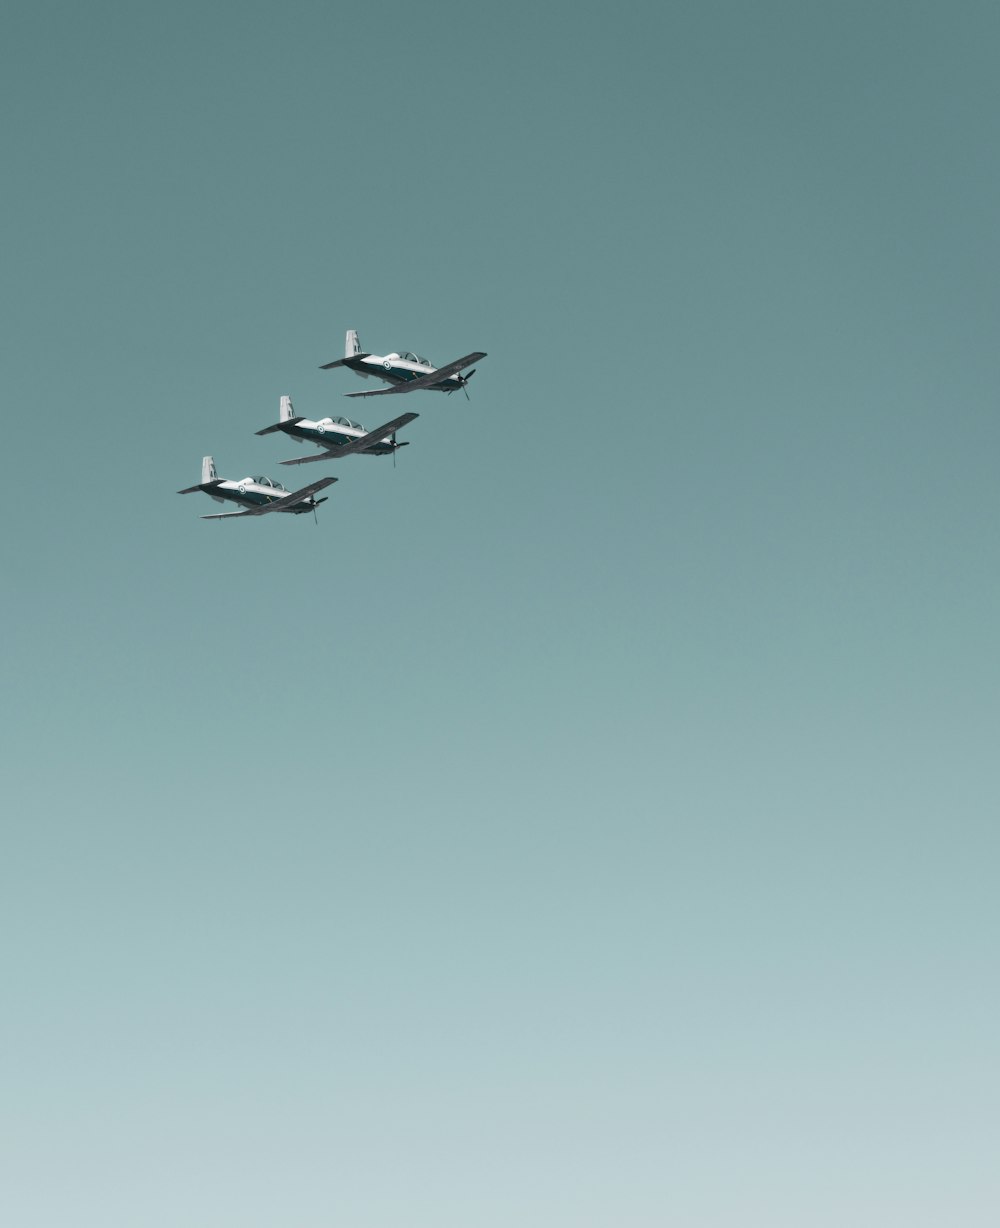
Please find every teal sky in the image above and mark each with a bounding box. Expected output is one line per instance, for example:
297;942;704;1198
3;1;1000;1223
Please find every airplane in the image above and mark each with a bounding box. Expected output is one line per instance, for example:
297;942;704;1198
178;457;336;521
255;396;419;466
320;329;486;400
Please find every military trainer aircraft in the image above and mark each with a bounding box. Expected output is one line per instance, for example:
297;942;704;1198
255;396;418;466
178;457;336;520
320;329;486;399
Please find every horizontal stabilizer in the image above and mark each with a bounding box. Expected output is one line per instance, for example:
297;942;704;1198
178;479;225;495
256;416;304;436
320;352;370;370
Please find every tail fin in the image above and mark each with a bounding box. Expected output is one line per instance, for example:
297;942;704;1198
203;456;224;501
179;456;222;498
319;330;368;372
256;397;305;436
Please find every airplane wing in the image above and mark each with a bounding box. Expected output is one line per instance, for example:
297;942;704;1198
279;412;419;464
178;479;227;495
201;510;252;519
255;416;305;436
277;450;336;467
344;352;486;398
239;475;338;515
319;353;371;369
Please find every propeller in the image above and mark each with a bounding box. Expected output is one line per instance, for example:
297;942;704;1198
391;434;411;468
461;368;477;401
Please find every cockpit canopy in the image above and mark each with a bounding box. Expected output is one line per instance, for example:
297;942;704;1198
320;415;364;430
400;351;431;366
251;475;288;491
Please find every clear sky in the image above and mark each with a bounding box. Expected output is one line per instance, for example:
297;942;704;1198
3;1;1000;1224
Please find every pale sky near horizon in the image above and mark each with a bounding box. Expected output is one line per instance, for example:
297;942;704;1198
3;2;1000;1224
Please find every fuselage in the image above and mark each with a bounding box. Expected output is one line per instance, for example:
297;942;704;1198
285;415;397;456
346;352;466;394
213;476;314;513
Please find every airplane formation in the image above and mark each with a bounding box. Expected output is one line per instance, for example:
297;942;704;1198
179;329;486;521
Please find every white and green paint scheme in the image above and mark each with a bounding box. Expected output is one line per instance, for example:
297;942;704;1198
177;457;336;521
320;329;486;400
255;396;419;466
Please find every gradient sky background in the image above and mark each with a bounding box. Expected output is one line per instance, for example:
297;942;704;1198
3;1;1000;1224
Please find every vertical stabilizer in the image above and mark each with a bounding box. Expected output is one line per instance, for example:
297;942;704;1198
201;456;224;502
280;395;295;422
346;329;362;358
